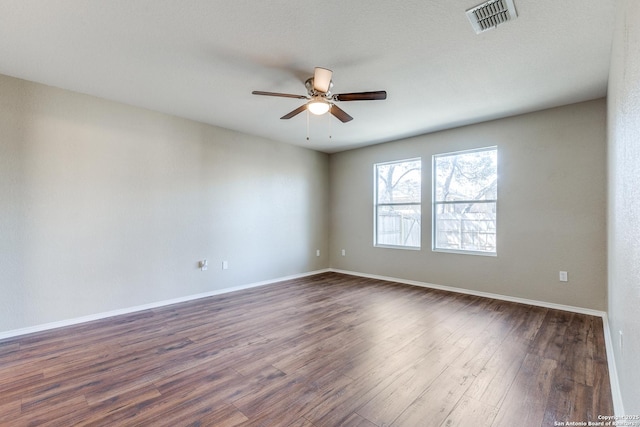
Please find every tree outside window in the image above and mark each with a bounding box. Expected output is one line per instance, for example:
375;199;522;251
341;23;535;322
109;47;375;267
374;159;421;249
433;147;497;255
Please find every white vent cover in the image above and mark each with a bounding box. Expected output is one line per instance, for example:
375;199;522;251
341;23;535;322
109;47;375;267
466;0;517;34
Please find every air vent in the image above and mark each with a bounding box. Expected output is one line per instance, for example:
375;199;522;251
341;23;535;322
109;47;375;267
466;0;517;34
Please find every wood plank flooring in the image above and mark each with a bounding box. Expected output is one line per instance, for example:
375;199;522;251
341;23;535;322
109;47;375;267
0;272;614;426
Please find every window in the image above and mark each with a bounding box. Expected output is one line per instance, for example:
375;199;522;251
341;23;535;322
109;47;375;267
374;158;421;249
433;147;497;255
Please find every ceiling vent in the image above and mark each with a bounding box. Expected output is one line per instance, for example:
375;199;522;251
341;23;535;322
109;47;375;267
466;0;517;34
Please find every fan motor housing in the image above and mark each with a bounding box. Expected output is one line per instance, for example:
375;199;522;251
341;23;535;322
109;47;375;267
305;77;333;98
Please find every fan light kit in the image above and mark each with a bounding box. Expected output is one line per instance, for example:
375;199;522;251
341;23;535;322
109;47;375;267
252;67;386;123
307;97;330;115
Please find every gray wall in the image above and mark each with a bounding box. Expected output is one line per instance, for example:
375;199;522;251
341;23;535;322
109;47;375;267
330;99;607;311
0;74;329;333
608;0;640;414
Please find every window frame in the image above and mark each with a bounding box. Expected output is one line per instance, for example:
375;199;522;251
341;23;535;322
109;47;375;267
432;146;498;256
373;157;422;250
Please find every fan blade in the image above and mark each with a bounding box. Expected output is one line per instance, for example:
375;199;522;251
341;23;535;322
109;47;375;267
252;91;307;100
313;67;333;93
280;104;308;120
330;104;353;123
334;91;387;101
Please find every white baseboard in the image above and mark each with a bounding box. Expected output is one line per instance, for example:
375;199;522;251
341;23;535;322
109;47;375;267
601;314;625;416
330;268;606;317
0;268;331;341
330;268;624;416
1;267;624;417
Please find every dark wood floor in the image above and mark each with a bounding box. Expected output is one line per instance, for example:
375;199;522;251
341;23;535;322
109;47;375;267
0;272;613;426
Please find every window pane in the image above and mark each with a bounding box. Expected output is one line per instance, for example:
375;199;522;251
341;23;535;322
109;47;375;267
376;160;421;204
376;204;421;248
433;147;497;255
434;201;496;253
375;158;421;249
434;149;497;201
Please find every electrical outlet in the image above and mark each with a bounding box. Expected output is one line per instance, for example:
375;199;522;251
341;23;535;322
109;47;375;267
222;261;228;270
559;271;568;282
341;249;346;256
316;249;320;257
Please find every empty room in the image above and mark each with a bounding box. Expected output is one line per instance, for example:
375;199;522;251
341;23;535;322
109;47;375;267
0;1;638;426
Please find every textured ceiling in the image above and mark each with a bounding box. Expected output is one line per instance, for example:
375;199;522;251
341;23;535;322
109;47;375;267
0;0;615;153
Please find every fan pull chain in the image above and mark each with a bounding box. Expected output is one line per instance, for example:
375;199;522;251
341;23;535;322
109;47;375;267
306;109;310;141
328;105;332;139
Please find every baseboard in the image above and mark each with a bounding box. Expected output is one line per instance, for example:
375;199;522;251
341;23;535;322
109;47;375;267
330;268;606;317
601;314;625;416
1;267;624;417
330;268;625;416
0;268;331;341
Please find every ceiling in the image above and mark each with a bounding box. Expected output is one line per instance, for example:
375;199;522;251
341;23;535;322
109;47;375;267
0;0;615;153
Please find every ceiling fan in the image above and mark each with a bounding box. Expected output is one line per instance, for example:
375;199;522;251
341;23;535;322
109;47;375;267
252;67;387;123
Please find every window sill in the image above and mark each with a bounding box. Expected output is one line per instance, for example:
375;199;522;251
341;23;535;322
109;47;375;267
374;244;421;251
432;248;497;257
